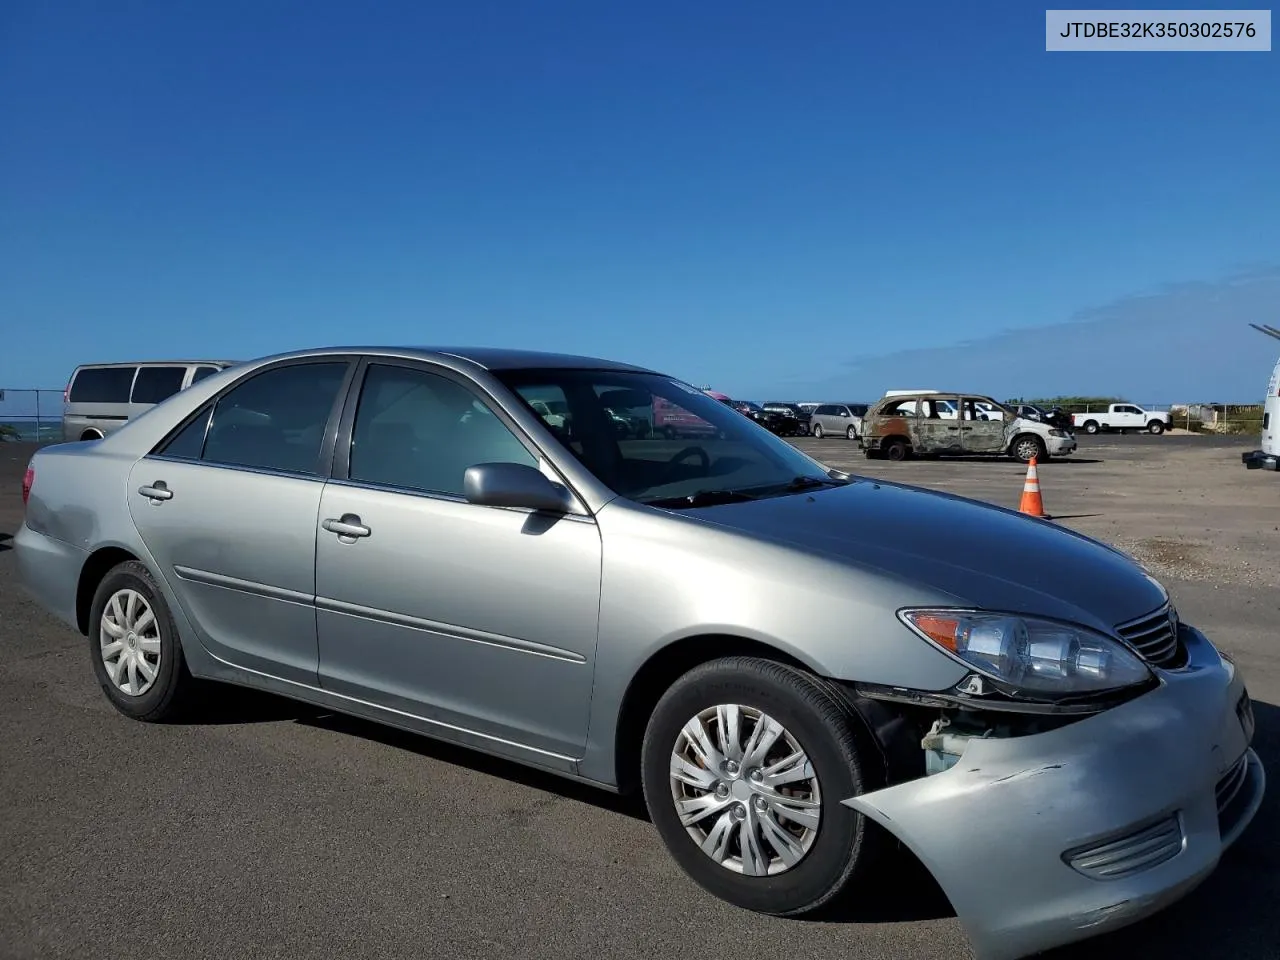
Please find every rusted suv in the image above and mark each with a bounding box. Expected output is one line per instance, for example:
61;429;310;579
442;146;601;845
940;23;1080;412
859;392;1078;463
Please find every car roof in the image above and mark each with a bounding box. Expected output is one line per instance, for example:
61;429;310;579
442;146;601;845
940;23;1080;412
73;360;237;369
254;345;658;374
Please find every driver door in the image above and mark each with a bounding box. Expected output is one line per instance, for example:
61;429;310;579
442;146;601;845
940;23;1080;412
313;360;603;765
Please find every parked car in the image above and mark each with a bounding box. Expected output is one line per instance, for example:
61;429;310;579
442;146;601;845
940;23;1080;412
761;402;810;435
1011;403;1076;433
734;401;803;437
653;395;720;439
15;346;1263;960
1072;403;1172;435
860;392;1077;462
808;403;870;440
62;360;237;442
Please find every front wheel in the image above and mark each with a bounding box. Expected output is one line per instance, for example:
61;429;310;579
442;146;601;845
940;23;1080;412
1012;434;1046;463
641;657;884;916
1148;420;1165;435
846;425;857;441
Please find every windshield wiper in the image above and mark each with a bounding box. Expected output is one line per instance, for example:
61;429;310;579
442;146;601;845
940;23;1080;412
644;489;760;509
783;475;850;491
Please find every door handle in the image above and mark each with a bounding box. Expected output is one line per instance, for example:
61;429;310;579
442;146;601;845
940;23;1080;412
138;482;173;502
946;426;960;431
322;514;371;540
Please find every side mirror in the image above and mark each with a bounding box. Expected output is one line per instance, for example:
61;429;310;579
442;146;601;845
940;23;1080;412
463;462;575;513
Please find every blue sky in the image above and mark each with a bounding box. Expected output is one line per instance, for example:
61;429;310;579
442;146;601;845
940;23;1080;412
2;1;1277;401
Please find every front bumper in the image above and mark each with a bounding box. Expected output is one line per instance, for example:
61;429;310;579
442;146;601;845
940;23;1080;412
843;627;1264;960
1047;435;1077;455
1242;450;1278;471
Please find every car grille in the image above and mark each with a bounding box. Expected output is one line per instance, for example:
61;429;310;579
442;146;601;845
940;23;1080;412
1115;604;1186;668
1063;814;1184;880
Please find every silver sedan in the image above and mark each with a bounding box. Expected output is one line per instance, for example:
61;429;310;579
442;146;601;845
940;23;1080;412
15;346;1264;960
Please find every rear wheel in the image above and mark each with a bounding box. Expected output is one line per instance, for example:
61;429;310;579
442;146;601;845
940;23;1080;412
88;560;199;722
1148;420;1165;435
641;657;884;916
80;429;104;441
1082;420;1100;435
811;423;823;439
883;438;909;461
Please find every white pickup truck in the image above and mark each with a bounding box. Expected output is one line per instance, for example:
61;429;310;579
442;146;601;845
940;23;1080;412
1072;403;1173;435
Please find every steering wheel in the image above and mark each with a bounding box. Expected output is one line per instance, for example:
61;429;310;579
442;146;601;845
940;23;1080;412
668;446;710;471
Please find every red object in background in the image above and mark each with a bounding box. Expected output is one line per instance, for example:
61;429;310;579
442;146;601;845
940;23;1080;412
22;466;34;506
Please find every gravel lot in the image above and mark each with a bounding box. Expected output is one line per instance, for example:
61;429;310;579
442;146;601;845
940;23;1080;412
1;435;1277;960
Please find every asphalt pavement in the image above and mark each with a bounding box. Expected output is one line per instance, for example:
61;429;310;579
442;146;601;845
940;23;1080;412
1;436;1277;960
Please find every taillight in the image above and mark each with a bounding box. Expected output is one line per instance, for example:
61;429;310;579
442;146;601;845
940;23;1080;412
22;466;34;506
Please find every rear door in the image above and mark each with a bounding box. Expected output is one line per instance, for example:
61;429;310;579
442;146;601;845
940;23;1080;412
128;358;354;684
129;365;189;419
913;396;962;453
959;397;1007;453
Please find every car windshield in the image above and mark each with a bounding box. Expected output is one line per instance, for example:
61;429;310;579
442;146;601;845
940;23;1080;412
496;369;845;506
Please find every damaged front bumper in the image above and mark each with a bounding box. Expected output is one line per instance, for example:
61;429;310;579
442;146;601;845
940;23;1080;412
842;626;1264;960
1242;449;1278;471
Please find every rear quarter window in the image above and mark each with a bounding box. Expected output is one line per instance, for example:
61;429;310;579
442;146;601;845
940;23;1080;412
69;367;137;403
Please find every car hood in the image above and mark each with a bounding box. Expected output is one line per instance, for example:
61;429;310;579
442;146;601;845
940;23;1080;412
684;479;1167;634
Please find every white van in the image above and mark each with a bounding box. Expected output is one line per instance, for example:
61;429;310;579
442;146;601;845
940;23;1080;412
63;360;236;442
1242;324;1280;471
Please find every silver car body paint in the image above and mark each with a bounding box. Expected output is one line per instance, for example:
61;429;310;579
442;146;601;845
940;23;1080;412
14;345;1264;959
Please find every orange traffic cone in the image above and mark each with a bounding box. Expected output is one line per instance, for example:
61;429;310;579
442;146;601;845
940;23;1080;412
1019;457;1047;518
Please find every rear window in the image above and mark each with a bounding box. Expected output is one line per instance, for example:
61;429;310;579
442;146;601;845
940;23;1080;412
69;366;137;403
191;365;221;384
131;366;188;404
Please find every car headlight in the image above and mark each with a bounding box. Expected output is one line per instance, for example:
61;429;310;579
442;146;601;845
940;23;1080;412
900;609;1152;697
1048;428;1070;438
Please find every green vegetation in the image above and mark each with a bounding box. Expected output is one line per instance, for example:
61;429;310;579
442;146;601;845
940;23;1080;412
0;423;20;441
1004;396;1123;414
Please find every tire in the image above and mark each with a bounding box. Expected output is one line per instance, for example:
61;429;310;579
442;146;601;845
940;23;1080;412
883;439;908;462
846;425;857;441
640;656;884;917
1011;434;1046;463
1148;420;1165;435
87;560;199;722
1082;420;1100;435
80;429;104;441
811;423;823;439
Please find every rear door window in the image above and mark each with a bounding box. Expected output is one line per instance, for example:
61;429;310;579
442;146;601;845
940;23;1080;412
200;362;350;475
69;367;137;403
131;366;188;404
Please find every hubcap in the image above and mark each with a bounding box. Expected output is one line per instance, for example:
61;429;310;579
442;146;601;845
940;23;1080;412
99;588;161;697
1018;440;1039;460
669;704;822;877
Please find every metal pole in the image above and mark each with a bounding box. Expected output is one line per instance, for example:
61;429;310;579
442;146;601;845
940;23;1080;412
35;389;40;442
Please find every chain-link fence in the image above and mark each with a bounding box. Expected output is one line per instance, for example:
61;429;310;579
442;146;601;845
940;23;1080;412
0;389;65;443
